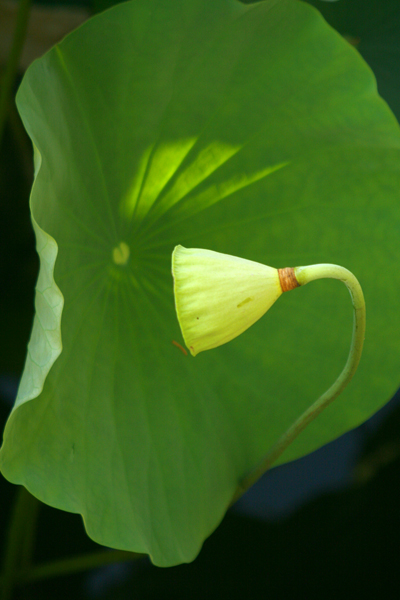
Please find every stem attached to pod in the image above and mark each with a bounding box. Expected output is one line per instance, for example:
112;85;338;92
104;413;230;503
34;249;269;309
232;263;366;504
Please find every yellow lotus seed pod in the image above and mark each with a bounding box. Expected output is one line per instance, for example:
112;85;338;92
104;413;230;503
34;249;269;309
172;246;283;356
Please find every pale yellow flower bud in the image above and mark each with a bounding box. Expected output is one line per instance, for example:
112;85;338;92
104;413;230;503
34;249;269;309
172;246;283;356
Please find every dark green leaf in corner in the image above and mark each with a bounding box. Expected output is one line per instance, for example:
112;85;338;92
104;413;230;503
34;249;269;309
1;0;400;566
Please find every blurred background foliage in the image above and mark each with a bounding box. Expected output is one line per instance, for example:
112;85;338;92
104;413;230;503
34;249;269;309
1;0;400;597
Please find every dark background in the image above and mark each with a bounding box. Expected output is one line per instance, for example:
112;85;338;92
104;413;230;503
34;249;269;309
1;0;400;597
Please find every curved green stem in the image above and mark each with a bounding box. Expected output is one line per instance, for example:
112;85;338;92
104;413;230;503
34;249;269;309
0;485;143;593
0;486;39;600
0;548;143;590
16;549;143;584
232;263;366;504
0;0;32;146
19;489;41;571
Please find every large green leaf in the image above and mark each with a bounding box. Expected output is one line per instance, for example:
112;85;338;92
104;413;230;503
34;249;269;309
2;0;400;566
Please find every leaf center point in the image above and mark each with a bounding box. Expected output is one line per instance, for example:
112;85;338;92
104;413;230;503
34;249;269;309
112;241;130;265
